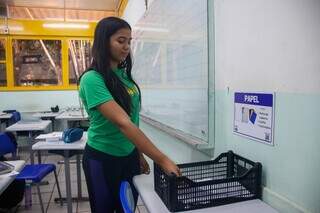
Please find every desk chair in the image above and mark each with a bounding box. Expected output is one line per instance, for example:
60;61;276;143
0;132;17;158
2;110;16;114
8;111;28;139
0;132;63;213
0;134;24;211
9;111;39;156
9;111;21;125
120;181;135;213
16;164;63;213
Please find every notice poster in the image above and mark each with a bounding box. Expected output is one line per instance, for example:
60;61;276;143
233;92;274;145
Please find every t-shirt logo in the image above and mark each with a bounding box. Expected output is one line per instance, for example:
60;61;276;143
127;87;138;96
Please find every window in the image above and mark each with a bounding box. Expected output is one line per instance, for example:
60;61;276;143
12;39;62;86
0;39;6;86
132;0;208;142
68;40;92;84
0;19;96;91
133;41;162;85
0;39;5;60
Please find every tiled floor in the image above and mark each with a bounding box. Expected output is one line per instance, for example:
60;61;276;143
11;149;147;213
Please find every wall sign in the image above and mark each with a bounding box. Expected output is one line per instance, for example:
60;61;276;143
22;55;42;64
233;92;274;145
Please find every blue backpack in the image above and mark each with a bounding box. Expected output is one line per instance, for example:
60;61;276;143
62;128;84;143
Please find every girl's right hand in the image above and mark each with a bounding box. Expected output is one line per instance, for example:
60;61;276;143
159;157;181;176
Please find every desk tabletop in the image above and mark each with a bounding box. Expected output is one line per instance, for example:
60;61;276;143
55;111;88;121
5;120;52;131
33;132;87;150
0;113;12;119
0;160;26;195
32;111;63;118
133;174;278;213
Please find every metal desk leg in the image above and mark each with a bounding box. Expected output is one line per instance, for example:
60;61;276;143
51;118;55;131
76;154;82;199
29;132;34;164
37;150;42;164
64;150;73;213
29;131;41;164
30;149;34;164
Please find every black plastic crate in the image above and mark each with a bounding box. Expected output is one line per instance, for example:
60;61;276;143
154;151;262;212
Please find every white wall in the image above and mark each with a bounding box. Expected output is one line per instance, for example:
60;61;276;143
214;0;320;212
215;0;320;93
0;91;80;112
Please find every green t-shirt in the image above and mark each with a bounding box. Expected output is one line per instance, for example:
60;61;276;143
79;68;140;156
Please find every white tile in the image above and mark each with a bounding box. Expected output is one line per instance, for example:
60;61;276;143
77;201;91;212
22;191;52;206
55;181;78;190
138;205;149;213
137;196;144;206
42;173;57;182
52;186;79;198
46;201;77;213
31;192;52;204
30;181;56;194
45;154;63;162
58;167;81;182
17;204;44;213
80;182;88;197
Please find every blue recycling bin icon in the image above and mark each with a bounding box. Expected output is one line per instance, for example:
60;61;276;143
249;109;257;124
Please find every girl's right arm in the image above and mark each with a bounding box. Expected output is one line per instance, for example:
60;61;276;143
97;100;181;176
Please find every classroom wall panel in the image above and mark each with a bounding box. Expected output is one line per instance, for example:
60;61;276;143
214;0;320;212
0;90;80;112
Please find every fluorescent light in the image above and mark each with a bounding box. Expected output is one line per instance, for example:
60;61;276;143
43;23;89;29
44;18;91;22
66;19;90;22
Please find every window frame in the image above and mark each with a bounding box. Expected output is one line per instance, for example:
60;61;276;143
0;36;7;87
67;38;93;86
0;36;93;91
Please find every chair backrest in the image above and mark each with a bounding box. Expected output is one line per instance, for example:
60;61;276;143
2;110;16;113
120;181;135;213
10;111;21;124
0;132;17;157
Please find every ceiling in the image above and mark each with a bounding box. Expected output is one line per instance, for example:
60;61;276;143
1;0;123;21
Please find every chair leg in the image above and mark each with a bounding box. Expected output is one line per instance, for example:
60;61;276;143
36;183;45;213
54;170;63;206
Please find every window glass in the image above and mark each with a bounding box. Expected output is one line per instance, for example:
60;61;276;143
12;39;62;86
68;40;92;84
0;64;6;86
132;0;208;141
0;39;5;60
132;41;162;85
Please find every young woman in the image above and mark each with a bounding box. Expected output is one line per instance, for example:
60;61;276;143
79;17;181;213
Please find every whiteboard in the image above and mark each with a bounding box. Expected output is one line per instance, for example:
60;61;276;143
132;0;208;141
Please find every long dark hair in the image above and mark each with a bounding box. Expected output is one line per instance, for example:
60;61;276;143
79;17;141;115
